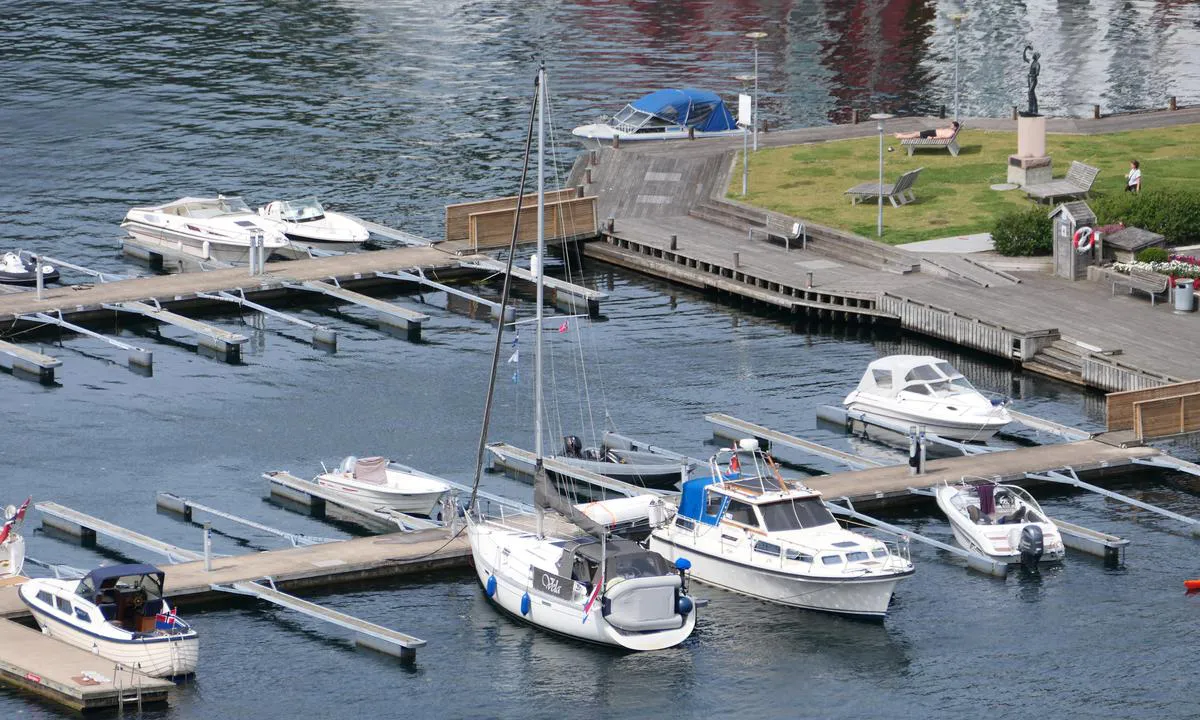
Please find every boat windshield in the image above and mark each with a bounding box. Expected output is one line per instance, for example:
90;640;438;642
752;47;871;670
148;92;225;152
607;550;671;580
218;196;252;214
77;572;165;602
757;497;836;531
279;197;325;222
612;105;676;133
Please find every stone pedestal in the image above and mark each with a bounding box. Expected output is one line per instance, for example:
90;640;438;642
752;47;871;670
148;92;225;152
1007;114;1052;186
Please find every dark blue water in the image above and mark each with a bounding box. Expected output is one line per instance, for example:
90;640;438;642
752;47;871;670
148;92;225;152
5;1;1200;718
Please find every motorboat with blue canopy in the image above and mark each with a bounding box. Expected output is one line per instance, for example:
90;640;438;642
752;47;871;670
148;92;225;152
649;439;914;618
572;88;742;142
19;562;199;677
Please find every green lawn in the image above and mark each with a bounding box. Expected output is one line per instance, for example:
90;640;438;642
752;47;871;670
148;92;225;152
730;124;1200;245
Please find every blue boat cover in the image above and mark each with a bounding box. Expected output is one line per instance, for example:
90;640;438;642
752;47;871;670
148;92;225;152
629;89;738;133
678;475;731;525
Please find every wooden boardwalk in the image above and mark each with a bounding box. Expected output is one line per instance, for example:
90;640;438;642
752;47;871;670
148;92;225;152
579;107;1200;392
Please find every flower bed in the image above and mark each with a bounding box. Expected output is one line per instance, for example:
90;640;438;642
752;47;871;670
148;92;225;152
1113;256;1200;279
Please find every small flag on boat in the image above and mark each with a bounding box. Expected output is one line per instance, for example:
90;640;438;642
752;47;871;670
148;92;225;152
0;520;11;545
558;321;568;333
14;497;30;522
508;349;519;364
155;607;178;630
511;331;519;348
582;575;603;624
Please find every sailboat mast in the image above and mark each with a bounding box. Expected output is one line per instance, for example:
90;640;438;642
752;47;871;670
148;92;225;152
534;63;546;539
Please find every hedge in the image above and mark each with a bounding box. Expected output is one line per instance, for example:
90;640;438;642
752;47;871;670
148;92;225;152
992;207;1053;256
1093;190;1200;246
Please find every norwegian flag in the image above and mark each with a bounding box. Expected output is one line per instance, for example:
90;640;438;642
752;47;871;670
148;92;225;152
0;520;11;545
581;575;603;624
155;606;178;631
14;497;30;522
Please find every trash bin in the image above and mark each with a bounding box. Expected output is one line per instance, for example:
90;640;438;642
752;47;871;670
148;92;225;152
1174;278;1196;312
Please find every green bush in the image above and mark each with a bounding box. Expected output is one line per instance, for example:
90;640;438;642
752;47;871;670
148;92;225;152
992;207;1053;256
1094;190;1200;246
1135;247;1169;263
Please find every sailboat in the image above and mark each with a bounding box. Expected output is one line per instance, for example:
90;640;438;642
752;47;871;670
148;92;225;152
464;64;697;651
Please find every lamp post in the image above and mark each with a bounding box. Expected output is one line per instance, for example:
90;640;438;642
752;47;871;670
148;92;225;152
736;74;755;196
745;31;767;151
869;113;893;238
948;12;966;122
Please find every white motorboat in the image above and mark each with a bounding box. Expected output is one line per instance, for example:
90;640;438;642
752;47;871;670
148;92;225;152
121;196;289;263
315;456;451;518
572;88;743;143
257;197;369;250
0;252;59;285
0;498;29;580
465;65;697;652
488;436;693;492
844;355;1012;441
649;440;915;619
935;481;1065;566
19;564;199;678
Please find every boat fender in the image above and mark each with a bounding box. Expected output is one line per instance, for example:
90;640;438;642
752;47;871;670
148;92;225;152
520;592;531;616
674;557;692;571
1072;226;1094;254
676;595;694;617
486;575;497;598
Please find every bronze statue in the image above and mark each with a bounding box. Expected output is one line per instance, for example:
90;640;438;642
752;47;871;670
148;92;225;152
1023;45;1040;116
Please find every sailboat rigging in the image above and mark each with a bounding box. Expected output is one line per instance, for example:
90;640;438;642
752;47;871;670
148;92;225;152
465;64;697;650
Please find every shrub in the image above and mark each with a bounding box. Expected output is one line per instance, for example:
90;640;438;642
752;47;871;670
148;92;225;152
992;207;1053;256
1135;247;1169;263
1093;190;1200;246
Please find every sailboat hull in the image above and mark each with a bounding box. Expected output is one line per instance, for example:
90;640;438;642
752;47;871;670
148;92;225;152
466;518;695;651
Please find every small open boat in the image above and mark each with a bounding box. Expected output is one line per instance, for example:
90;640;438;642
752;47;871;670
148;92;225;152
20;563;199;677
316;456;451;517
0;252;59;285
935;481;1065;566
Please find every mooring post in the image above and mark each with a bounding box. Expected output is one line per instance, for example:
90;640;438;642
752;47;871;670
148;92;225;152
203;522;212;571
688;126;695;140
35;254;43;300
733;251;740;269
584;168;592;184
1169;96;1178;111
1093;104;1101;119
851;108;860;124
612;135;620;150
918;427;927;474
908;426;920;475
669;234;677;250
806;271;813;288
1011;105;1018;121
939;104;946;119
605;217;615;234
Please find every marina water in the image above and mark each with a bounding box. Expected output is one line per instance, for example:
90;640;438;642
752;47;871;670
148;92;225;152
4;1;1200;717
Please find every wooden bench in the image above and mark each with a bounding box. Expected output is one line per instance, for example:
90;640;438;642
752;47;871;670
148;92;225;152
1111;267;1170;305
901;124;962;156
1024;161;1101;203
845;167;923;207
750;214;806;249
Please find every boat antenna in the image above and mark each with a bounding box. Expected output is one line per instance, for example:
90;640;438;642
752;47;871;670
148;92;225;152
468;66;542;512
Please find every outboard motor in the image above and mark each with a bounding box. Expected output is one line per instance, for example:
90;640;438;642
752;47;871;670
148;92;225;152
562;435;583;458
1018;524;1044;568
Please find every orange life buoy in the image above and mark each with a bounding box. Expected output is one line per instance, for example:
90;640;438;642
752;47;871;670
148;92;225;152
1072;226;1094;253
728;453;741;474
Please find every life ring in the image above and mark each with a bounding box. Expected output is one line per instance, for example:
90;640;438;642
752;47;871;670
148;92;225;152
1072;226;1094;254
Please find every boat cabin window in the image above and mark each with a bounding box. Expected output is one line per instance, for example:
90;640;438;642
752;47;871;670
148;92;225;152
55;596;72;614
724;499;758;527
871;369;892;389
74;607;90;622
607;551;670;580
785;549;813;562
757;497;837;531
847;551;869;562
36;590;53;605
218;197;252;214
821;555;841;565
905;384;932;395
872;548;889;559
905;364;942;382
705;490;726;517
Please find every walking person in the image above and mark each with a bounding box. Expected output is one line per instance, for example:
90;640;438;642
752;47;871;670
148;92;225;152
1125;160;1141;193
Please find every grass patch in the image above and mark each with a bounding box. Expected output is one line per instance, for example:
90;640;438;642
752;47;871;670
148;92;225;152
730;124;1200;246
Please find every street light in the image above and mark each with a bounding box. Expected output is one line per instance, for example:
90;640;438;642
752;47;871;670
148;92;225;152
869;113;894;238
745;31;767;151
736;74;755;196
948;11;966;122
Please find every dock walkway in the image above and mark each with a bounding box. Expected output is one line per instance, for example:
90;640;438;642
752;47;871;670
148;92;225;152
580;108;1200;392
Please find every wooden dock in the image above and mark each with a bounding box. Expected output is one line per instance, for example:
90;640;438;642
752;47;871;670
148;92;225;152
0;617;174;711
577;110;1200;392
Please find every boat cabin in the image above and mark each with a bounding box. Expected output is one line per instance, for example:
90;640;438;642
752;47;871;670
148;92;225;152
852;355;980;401
73;563;170;632
275;197;327;223
676;475;836;533
555;537;672;590
610;88;737;136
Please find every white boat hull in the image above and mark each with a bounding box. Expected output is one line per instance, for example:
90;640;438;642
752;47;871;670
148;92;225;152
935;485;1065;564
26;604;198;677
649;533;906;618
316;476;446;517
572;123;744;143
1;536;23;578
845;400;1009;440
122;222;283;263
466;518;695;651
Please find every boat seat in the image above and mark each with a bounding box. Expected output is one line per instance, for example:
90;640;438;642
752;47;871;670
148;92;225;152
98;603;117;621
967;505;988;524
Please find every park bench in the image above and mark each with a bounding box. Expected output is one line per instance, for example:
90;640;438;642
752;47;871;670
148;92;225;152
845;167;924;207
1111;267;1170;305
750;214;806;249
1024;161;1101;203
901;123;962;156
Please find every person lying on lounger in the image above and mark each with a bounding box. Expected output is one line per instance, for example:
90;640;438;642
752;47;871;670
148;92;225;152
894;121;960;140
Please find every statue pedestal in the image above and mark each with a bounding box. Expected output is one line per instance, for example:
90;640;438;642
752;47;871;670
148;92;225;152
1007;114;1052;186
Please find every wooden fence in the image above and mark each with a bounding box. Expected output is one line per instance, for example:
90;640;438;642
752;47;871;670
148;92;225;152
1132;393;1200;440
445;189;579;242
1107;380;1200;433
465;197;598;251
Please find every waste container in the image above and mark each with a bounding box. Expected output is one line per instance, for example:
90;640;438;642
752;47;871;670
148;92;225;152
1174;277;1196;312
